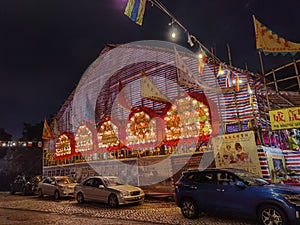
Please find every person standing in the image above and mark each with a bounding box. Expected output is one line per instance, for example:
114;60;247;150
289;132;299;151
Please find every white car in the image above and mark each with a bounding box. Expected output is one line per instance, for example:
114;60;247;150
38;176;77;200
75;176;145;207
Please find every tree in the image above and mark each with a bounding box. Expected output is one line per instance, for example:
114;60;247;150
0;128;12;141
20;122;43;141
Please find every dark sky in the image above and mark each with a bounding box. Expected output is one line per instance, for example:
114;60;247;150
1;0;300;139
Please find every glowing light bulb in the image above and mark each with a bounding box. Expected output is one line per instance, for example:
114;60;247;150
171;31;176;39
198;53;203;59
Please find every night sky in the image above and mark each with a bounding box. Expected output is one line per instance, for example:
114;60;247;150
1;0;299;139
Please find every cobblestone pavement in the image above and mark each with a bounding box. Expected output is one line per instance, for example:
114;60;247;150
0;192;258;225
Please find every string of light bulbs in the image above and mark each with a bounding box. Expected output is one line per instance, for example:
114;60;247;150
148;0;223;64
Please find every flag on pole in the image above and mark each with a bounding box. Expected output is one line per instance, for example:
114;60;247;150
118;81;132;110
174;47;199;88
248;83;254;106
253;15;300;56
124;0;147;26
217;64;223;77
235;75;240;92
141;71;170;103
198;50;207;75
225;70;234;88
42;118;53;140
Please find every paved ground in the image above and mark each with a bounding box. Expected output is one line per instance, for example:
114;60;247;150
0;192;257;225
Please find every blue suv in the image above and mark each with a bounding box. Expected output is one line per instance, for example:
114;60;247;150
175;168;300;225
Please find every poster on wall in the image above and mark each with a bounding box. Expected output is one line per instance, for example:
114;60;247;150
211;131;262;177
266;151;286;183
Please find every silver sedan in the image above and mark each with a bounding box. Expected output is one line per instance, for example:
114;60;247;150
38;176;77;200
74;176;145;207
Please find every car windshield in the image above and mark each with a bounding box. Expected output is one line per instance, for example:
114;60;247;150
103;177;124;186
235;172;269;186
56;177;75;184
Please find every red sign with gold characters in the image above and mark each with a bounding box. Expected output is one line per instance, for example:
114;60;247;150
269;107;300;130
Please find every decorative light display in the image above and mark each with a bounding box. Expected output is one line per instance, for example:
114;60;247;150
98;120;119;148
164;96;212;141
75;125;93;153
127;111;157;145
55;134;72;157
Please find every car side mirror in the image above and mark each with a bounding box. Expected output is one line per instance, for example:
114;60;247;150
235;181;247;189
98;185;105;189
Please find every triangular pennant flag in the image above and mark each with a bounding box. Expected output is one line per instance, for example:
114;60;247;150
174;47;199;88
217;64;223;77
248;83;254;106
124;0;147;26
253;15;300;56
198;50;207;75
235;75;240;92
141;71;170;103
42;118;53;140
225;70;234;88
118;81;132;110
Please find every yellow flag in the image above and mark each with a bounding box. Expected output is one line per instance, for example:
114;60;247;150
42;118;53;140
253;15;300;55
141;71;170;103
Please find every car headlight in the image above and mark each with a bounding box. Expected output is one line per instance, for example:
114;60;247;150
280;194;300;206
120;191;130;197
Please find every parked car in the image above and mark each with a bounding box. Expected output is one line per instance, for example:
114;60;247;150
175;168;300;225
38;176;77;200
10;175;43;196
75;176;145;207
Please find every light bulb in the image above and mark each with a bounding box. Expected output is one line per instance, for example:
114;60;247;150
198;53;203;59
171;31;176;39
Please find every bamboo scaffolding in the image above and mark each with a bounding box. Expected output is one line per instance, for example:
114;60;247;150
227;43;242;132
264;58;300;77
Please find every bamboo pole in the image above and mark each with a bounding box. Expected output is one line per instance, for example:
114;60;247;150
293;59;300;91
227;43;242;131
264;58;300;77
258;51;271;146
272;69;279;93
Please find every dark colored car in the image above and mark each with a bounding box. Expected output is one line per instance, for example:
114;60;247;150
175;168;300;225
10;175;43;196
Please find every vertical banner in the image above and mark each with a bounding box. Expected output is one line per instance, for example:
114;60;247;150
211;131;262;177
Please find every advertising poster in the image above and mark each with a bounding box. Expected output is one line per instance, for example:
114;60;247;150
266;151;286;183
211;131;262;177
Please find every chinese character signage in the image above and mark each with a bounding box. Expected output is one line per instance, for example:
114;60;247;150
269;107;300;130
211;131;262;177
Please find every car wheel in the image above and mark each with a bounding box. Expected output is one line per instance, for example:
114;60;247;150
38;189;43;198
180;198;199;219
76;193;84;204
258;204;287;225
22;187;27;196
108;194;119;208
54;190;60;200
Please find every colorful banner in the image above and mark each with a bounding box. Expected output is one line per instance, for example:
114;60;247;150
253;16;300;55
211;131;262;177
269;106;300;130
124;0;147;26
